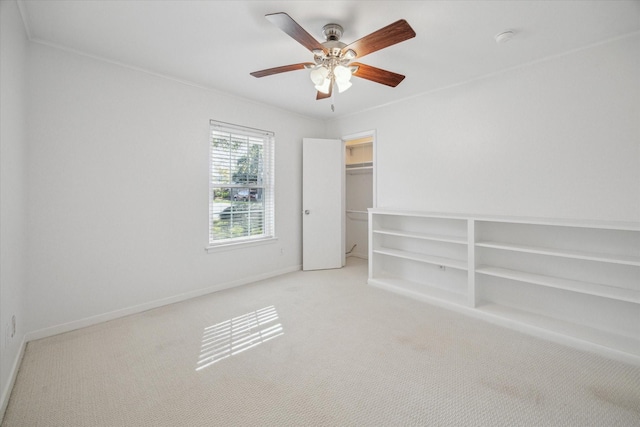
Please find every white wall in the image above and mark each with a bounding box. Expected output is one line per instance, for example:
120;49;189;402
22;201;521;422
0;0;28;415
25;42;325;335
329;35;640;223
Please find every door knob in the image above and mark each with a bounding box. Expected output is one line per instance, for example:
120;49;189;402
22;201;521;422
304;210;310;215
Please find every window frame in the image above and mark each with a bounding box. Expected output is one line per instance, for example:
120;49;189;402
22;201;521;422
207;120;275;251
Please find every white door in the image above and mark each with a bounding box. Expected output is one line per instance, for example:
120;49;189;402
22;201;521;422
302;138;345;271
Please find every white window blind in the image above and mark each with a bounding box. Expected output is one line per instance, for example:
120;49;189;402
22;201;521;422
209;120;275;246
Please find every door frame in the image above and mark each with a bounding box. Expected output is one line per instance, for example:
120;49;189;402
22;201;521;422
342;129;377;260
342;129;377;208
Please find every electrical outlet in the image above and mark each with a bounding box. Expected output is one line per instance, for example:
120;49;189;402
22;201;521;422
4;315;16;346
280;248;285;255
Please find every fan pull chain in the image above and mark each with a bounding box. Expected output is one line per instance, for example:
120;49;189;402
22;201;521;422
331;88;336;112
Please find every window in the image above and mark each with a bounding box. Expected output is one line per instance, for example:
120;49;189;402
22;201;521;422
208;120;274;247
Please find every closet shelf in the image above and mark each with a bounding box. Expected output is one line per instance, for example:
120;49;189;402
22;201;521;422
476;241;640;266
373;247;467;271
346;159;372;166
346;140;373;147
346;165;373;174
374;229;466;245
476;266;640;304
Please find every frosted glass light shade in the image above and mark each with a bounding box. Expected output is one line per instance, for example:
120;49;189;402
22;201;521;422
333;65;352;83
336;79;352;93
315;78;331;94
310;66;329;85
343;49;356;60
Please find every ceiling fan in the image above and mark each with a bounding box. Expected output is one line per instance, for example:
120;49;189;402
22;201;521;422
250;13;416;100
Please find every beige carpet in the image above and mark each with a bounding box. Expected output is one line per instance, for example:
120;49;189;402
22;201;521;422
3;258;640;426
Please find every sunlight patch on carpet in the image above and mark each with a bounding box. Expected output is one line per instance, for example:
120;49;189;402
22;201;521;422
196;305;283;371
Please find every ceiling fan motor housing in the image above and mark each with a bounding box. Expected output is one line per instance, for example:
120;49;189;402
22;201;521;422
324;41;347;58
322;23;343;41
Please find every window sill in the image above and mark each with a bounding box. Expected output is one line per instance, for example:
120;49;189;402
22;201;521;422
205;236;278;253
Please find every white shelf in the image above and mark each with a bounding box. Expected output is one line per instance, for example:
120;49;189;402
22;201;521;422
476;303;640;358
476;241;640;266
369;208;640;231
345;165;373;173
476;266;640;304
373;248;467;271
369;276;468;307
346;209;368;214
374;229;466;245
370;209;470;220
369;209;640;362
346;140;372;147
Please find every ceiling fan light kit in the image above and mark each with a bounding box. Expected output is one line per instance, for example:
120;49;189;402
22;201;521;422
250;12;416;102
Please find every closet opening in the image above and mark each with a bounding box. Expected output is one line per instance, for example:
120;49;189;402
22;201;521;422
344;132;375;260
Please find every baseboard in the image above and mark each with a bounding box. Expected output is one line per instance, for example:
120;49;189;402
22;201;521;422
0;335;26;423
368;278;640;366
465;308;640;367
26;265;301;342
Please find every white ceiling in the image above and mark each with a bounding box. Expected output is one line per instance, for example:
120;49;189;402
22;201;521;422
17;0;640;120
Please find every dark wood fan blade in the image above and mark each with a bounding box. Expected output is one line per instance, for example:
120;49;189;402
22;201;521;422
316;82;333;100
266;12;326;53
351;63;405;87
344;20;416;59
250;63;314;78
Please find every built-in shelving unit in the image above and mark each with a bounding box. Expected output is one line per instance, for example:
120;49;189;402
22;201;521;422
368;208;640;364
369;211;470;308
